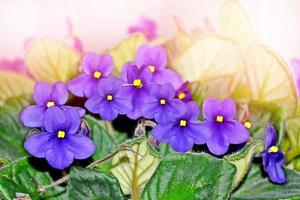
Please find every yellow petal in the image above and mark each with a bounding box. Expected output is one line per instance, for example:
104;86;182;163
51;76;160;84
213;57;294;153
26;39;81;83
219;0;255;44
0;71;34;105
109;34;147;75
173;34;249;100
244;44;297;117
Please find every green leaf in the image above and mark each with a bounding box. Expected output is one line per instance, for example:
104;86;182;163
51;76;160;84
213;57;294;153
231;164;300;200
0;104;28;160
0;157;65;200
141;153;236;200
84;115;117;171
111;138;160;200
157;143;175;157
247;100;284;145
67;167;126;200
224;140;264;189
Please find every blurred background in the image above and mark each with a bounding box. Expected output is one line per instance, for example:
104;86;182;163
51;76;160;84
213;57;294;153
0;0;299;62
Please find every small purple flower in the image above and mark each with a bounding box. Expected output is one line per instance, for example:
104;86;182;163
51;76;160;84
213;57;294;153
261;124;286;184
291;59;300;96
24;107;96;169
202;98;249;155
135;45;182;89
175;81;192;102
121;63;153;119
68;52;114;97
128;17;157;40
152;102;208;152
85;78;133;121
20;82;85;128
141;83;185;124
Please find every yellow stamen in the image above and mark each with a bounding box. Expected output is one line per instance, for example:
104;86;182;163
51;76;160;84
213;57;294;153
216;115;224;123
133;79;142;88
178;92;186;100
107;95;113;101
180;120;187;127
46;101;55;108
160;99;166;105
244;121;252;129
268;146;279;153
149;65;155;73
57;130;66;139
93;71;102;79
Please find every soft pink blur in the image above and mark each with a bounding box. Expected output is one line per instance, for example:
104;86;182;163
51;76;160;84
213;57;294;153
0;0;300;62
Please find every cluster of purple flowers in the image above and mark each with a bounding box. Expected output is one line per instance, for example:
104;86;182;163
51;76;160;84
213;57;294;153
20;43;286;184
21;82;96;169
66;44;251;155
67;44;188;121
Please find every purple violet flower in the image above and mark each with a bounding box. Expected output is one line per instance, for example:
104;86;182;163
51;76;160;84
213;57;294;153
291;59;300;96
152;102;208;152
141;83;185;124
85;78;133;121
202;98;249;155
20;82;85;128
121;63;153;120
261;124;286;184
24;107;96;169
128;17;157;40
175;81;193;102
68;52;114;98
135;45;182;89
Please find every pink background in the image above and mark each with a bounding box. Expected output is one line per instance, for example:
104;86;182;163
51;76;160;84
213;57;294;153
0;0;299;62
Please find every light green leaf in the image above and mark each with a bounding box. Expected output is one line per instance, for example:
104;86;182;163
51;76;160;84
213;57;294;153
141;153;236;200
67;167;126;200
0;71;34;106
231;164;300;200
247;100;284;145
284;117;300;163
0;157;65;200
219;0;255;44
26;38;81;83
172;34;249;101
244;44;297;118
224;140;264;189
111;138;160;200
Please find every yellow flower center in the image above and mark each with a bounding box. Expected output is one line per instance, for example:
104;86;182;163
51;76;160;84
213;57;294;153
216;115;224;123
57;130;66;139
149;65;156;73
178;92;186;100
93;71;102;79
244;121;252;129
160;99;166;105
180;120;187;127
133;79;143;88
268;146;279;153
107;95;113;101
46;101;55;108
